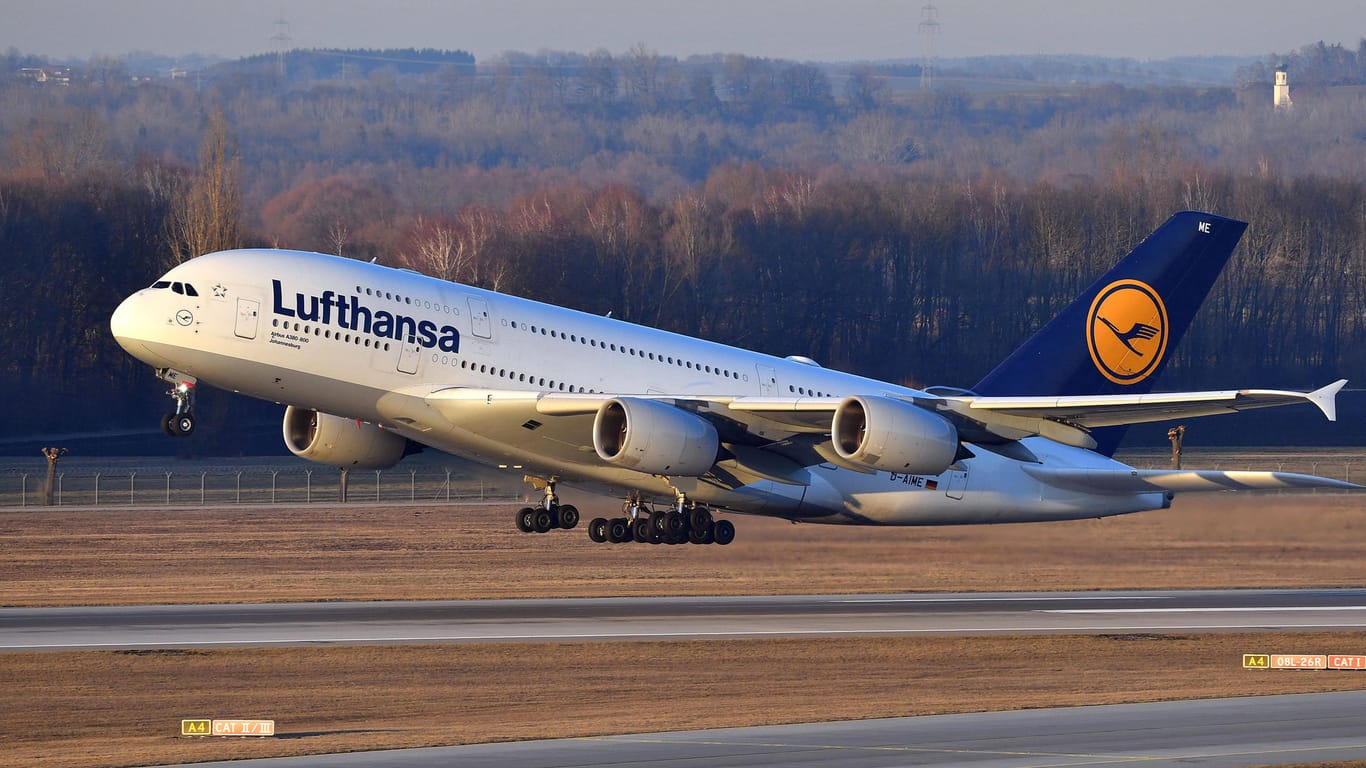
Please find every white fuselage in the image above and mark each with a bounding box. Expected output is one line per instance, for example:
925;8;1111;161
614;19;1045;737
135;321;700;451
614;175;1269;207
110;249;1168;525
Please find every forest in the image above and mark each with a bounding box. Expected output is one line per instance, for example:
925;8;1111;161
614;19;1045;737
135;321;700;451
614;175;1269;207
1;39;1363;452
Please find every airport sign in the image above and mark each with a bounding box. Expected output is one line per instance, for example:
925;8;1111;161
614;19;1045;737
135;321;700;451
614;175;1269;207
180;719;211;736
180;719;274;736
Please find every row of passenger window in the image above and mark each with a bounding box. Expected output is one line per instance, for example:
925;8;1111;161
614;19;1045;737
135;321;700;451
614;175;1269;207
354;284;461;317
506;319;751;383
272;318;392;351
433;352;595;393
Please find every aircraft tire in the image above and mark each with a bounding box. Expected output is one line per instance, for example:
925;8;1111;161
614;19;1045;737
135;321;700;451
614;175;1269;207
713;519;735;545
161;413;176;437
516;508;536;533
558;504;579;529
689;508;712;531
665;511;687;537
633;519;650;543
588;517;608;543
688;526;708;545
609;518;631;543
173;413;195;437
533;509;554;533
651;511;668;534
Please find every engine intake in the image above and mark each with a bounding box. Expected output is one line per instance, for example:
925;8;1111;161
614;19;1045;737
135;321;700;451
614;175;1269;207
282;406;408;469
831;395;959;475
593;397;719;476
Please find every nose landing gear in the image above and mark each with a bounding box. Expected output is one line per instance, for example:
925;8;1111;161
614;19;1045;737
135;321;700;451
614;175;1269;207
156;368;197;437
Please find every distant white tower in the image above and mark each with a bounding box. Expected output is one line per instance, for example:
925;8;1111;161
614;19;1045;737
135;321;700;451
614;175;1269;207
919;2;940;91
1273;69;1292;110
271;14;293;79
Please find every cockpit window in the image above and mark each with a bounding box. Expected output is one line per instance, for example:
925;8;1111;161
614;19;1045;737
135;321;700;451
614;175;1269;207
183;283;199;297
171;283;184;295
152;281;171;289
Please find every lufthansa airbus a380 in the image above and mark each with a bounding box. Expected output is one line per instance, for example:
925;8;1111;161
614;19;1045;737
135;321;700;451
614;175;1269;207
110;211;1357;546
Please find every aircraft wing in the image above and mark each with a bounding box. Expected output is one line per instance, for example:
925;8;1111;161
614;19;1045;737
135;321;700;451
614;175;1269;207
1023;465;1362;493
397;381;1348;478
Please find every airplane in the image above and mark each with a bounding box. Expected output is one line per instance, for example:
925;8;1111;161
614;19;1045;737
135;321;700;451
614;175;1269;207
110;211;1358;546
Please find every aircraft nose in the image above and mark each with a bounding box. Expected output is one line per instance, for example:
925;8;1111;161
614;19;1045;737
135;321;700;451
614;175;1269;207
110;292;147;352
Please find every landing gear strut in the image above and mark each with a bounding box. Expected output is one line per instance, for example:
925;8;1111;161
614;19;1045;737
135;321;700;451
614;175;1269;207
588;493;734;546
157;369;197;438
515;477;579;534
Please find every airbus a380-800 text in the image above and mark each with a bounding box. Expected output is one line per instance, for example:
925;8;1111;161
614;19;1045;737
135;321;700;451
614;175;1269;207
110;211;1357;546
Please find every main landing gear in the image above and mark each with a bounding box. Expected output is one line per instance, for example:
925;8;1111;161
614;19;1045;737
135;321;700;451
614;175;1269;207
514;479;580;534
587;493;735;546
157;369;197;438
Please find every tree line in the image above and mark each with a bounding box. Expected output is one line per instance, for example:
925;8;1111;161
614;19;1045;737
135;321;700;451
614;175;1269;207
1;44;1363;449
2;159;1361;446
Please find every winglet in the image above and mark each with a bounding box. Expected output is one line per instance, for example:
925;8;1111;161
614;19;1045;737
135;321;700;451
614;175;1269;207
1307;379;1347;422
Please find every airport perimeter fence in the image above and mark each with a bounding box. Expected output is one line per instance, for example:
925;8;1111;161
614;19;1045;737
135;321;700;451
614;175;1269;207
0;459;527;508
0;449;1360;509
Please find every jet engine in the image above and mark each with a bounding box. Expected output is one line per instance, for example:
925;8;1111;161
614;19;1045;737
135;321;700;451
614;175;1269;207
282;406;408;469
831;395;959;475
592;397;719;476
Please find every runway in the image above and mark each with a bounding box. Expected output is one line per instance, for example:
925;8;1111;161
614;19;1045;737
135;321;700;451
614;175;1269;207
150;691;1366;768
4;588;1366;650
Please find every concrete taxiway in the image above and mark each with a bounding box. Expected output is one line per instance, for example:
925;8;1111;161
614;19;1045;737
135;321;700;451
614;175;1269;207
4;588;1366;650
148;691;1366;768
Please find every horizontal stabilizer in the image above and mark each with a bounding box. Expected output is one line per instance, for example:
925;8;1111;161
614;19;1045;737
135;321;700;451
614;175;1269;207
957;379;1349;429
1024;465;1362;494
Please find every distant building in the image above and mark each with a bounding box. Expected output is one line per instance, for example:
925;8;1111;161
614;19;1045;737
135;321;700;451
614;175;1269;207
1273;70;1292;110
18;66;72;86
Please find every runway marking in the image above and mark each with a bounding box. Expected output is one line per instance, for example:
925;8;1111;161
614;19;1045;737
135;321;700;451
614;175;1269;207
838;596;1158;603
1046;606;1366;614
7;621;1366;650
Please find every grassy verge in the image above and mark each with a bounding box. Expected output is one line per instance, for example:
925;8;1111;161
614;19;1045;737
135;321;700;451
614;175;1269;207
3;632;1365;768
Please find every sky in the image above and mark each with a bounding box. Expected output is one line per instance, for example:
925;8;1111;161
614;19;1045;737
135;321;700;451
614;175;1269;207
4;0;1364;63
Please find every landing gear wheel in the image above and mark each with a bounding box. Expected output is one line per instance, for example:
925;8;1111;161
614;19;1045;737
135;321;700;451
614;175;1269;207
516;508;536;533
713;519;736;545
533;509;555;533
161;413;176;437
689;507;713;531
688;525;710;545
588;517;608;543
633;518;651;543
607;518;630;543
558;504;579;529
665;511;687;537
172;413;195;436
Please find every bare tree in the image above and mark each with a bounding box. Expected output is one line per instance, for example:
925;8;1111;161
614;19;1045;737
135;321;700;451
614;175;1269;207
165;109;242;267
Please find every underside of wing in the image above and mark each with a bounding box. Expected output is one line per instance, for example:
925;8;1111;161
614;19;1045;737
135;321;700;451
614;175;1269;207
1024;465;1362;494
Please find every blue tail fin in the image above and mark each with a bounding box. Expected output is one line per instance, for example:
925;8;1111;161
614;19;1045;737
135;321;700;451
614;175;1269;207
971;211;1247;455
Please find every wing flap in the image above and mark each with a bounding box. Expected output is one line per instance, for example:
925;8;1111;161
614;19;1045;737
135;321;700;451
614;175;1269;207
1024;465;1361;494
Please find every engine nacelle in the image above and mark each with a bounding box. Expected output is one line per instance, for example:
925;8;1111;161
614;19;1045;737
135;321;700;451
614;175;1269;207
282;406;408;469
831;395;959;475
592;397;719;476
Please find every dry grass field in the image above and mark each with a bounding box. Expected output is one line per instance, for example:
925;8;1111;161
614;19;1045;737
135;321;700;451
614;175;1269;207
1;494;1363;605
1;491;1364;767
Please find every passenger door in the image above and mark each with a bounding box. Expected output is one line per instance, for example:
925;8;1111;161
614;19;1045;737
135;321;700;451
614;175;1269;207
234;298;260;339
